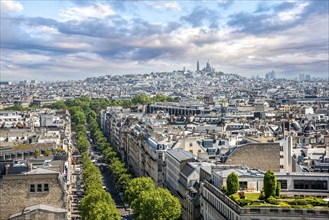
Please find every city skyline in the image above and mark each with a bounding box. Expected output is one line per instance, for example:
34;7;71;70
1;0;328;81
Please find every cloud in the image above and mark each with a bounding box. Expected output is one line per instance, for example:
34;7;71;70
227;1;314;35
0;0;23;13
1;0;328;80
59;3;115;22
163;2;181;11
146;1;181;11
217;0;234;9
181;7;221;28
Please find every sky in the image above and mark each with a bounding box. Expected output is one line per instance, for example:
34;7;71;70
0;0;328;81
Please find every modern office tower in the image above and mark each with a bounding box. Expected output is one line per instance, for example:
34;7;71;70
299;73;305;81
197;60;200;72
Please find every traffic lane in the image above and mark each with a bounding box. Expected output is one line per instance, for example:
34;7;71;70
100;168;131;216
101;167;124;208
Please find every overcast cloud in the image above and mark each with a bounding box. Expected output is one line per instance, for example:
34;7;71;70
0;0;328;81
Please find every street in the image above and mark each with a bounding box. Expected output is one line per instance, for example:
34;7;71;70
89;141;133;219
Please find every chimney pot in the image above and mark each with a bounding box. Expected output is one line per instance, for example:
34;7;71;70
5;164;10;175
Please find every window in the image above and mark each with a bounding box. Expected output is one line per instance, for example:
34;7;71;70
189;143;193;147
280;146;283;151
37;184;42;192
278;180;287;189
280;155;284;158
280;165;284;169
294;180;327;190
44;184;49;192
30;184;35;192
239;181;247;190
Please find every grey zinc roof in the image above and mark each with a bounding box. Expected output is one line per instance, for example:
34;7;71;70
180;163;195;177
24;168;59;175
167;148;195;162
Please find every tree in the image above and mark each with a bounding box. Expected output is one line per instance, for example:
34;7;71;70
77;136;89;153
125;177;155;204
132;94;150;105
49;101;67;109
117;173;132;191
131;188;181;220
276;181;281;198
80;191;120;220
264;170;277;199
71;110;86;125
227;172;239;195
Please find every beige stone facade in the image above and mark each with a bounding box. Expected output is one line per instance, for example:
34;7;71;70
0;173;67;220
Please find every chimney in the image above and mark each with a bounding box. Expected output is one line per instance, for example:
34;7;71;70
5;164;10;175
28;162;33;172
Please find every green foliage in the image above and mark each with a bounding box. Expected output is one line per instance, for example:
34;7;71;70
287;198;328;207
46;101;67;110
80;153;121;219
45;149;53;155
278;202;291;208
77;136;89;153
238;199;252;206
71;110;87;126
264;170;277;199
221;185;227;194
110;158;129;183
131;188;181;220
258;188;265;200
276;181;281;198
56;147;63;152
117;173;132;191
80;191;120;220
228;193;240;202
308;198;328;206
132;93;150;105
266;196;278;204
125;177;155;204
226;172;239;195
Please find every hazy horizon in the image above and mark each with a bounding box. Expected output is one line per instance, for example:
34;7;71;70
1;0;328;81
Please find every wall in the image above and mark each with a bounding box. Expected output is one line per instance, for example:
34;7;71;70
0;173;67;220
225;143;280;172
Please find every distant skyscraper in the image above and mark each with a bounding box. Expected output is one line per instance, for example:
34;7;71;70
265;70;276;79
197;60;200;72
299;73;305;81
305;74;311;81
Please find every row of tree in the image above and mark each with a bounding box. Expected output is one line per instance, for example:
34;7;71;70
67;97;121;219
87;110;132;192
46;93;178;112
80;153;121;220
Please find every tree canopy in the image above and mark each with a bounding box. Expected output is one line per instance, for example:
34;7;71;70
227;172;239;195
126;177;181;220
264;170;277;199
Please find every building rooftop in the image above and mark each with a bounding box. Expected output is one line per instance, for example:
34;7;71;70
9;204;67;219
167;148;196;162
